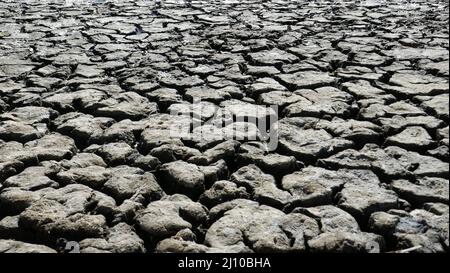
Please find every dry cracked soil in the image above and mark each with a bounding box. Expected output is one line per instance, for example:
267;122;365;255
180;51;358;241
0;0;449;253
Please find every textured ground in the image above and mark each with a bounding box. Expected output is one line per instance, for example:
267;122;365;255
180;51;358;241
0;0;449;253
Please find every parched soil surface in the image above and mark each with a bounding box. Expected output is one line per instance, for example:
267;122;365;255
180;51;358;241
0;0;448;253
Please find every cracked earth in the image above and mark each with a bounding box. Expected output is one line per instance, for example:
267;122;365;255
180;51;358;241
0;0;449;253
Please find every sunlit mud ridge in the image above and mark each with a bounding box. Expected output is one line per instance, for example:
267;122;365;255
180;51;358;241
0;0;448;253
